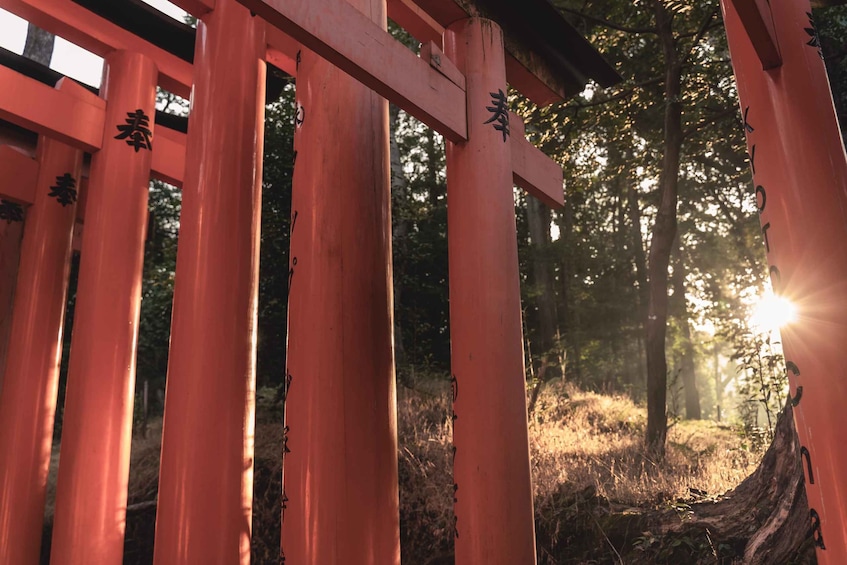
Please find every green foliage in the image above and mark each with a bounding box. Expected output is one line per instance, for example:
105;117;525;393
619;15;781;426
257;85;296;389
729;329;788;447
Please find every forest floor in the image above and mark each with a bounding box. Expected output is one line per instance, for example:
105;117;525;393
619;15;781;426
40;380;770;564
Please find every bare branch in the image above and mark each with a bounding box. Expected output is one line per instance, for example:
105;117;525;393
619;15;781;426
559;6;657;35
681;7;719;66
565;76;664;111
683;108;736;138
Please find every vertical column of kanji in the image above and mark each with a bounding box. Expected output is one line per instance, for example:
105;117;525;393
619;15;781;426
153;1;265;562
444;17;537;564
0;132;82;565
281;0;400;562
50;51;156;565
722;1;847;561
0;206;23;393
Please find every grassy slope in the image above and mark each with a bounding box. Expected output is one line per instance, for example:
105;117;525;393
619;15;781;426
40;382;762;564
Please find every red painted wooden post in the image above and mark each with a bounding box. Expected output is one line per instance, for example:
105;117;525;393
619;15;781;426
153;0;265;562
444;17;537;564
0;135;82;565
50;51;156;565
0;220;22;395
280;0;401;562
723;0;847;561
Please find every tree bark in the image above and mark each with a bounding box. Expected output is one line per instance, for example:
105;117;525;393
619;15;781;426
23;24;55;66
649;401;815;564
557;201;581;382
645;1;684;454
671;242;701;419
389;104;409;372
526;196;558;373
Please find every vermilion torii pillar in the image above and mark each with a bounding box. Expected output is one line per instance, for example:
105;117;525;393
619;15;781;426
50;51;156;565
281;0;401;561
154;0;266;562
444;18;536;563
0;206;23;393
723;0;847;561
0;94;84;564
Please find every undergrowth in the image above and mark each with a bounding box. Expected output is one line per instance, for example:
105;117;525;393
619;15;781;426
39;379;762;564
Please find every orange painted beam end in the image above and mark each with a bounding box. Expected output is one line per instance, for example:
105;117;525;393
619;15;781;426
265;24;300;76
420;40;464;91
0;66;105;152
510;113;563;208
730;0;782;69
169;0;215;16
152;126;186;187
387;0;443;47
0;146;38;205
55;76;104;107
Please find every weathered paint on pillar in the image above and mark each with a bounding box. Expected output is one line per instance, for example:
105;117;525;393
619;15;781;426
722;1;847;561
0;218;23;394
50;51;156;565
444;17;537;564
0;137;82;565
154;1;265;562
280;0;400;562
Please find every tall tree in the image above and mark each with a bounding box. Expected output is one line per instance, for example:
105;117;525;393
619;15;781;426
643;0;685;452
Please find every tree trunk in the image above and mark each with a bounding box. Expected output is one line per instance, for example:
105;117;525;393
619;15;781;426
645;1;684;454
557;201;581;382
650;401;815;564
23;24;55;66
671;242;701;419
527;196;558;375
389;104;409;372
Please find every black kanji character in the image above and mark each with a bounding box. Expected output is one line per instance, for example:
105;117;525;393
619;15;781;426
743;106;754;135
0;199;23;223
282;425;291;455
805;12;823;59
48;173;77;207
295;104;305;128
483;89;510;142
114;109;153;152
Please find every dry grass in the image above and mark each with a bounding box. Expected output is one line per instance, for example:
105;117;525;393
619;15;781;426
39;381;763;564
528;381;761;506
397;379;764;563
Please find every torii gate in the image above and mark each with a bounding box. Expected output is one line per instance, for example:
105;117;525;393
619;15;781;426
0;0;846;563
0;1;618;565
723;0;847;562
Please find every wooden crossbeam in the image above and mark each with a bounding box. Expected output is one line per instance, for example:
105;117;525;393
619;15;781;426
0;146;37;205
168;0;215;16
387;0;444;47
510;113;563;208
153;126;187;188
235;0;468;141
265;24;300;76
729;0;781;69
0;68;186;186
0;65;105;152
0;0;194;97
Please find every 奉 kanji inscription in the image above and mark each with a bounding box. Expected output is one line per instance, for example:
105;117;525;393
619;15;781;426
48;173;78;207
114;109;153;152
